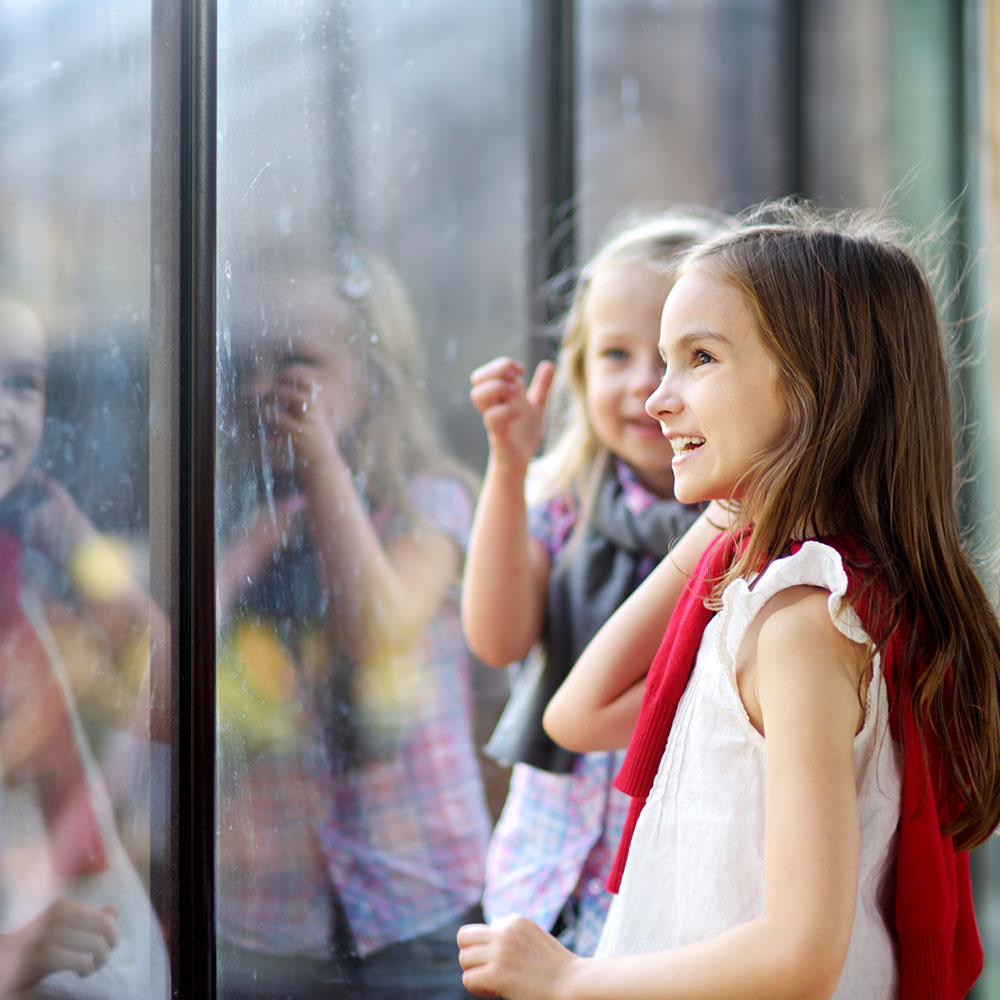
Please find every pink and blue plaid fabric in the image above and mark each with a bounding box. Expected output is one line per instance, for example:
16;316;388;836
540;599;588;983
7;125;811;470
217;474;491;957
483;459;659;957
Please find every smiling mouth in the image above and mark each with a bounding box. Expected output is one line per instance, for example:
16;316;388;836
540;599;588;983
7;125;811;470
670;435;705;456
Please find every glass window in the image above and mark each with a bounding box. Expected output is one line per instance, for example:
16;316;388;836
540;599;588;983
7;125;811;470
578;0;793;251
0;1;171;995
0;2;995;996
214;2;527;995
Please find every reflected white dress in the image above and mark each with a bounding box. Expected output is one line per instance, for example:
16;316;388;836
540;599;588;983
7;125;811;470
596;542;903;1000
0;591;170;999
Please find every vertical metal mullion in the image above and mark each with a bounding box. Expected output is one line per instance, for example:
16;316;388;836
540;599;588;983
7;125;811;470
959;0;996;985
952;0;992;553
528;0;576;367
782;0;806;197
177;0;217;995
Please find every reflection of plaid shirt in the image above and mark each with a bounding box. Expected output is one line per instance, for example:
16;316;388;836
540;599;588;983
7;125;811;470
216;474;491;957
483;460;666;957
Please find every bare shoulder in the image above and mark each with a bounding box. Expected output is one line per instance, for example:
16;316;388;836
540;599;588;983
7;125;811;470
751;585;870;736
757;584;841;637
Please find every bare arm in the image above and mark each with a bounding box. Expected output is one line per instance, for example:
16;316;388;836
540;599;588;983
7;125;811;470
459;586;869;1000
461;357;556;666
258;365;462;666
301;447;460;664
543;501;731;752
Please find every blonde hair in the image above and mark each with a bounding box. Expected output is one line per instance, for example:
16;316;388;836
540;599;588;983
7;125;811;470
687;198;1000;849
529;207;729;522
241;246;476;516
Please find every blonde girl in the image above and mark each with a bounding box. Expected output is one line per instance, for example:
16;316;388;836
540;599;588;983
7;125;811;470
462;209;725;956
216;247;491;1000
458;200;1000;1000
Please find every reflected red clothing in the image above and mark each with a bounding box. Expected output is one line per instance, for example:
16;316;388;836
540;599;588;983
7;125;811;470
0;526;108;877
0;526;170;997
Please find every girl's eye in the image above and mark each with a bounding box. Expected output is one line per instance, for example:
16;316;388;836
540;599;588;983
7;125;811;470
5;373;43;393
601;347;629;362
693;349;714;367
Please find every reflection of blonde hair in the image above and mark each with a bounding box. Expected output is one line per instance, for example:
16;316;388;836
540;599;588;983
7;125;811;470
248;247;475;515
530;208;729;519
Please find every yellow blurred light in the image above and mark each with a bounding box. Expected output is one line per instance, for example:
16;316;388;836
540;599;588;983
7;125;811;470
69;535;135;602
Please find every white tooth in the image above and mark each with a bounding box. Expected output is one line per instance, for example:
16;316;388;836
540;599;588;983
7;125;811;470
671;436;705;455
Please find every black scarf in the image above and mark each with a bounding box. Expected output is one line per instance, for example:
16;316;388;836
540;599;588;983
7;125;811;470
485;465;702;773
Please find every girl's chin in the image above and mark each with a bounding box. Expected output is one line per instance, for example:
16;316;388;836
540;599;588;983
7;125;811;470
671;479;710;507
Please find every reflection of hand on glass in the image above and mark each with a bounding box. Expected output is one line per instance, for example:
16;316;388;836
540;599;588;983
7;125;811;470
0;900;118;993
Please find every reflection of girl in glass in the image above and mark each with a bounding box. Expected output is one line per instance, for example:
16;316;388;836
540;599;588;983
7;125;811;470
0;294;170;997
216;247;491;1000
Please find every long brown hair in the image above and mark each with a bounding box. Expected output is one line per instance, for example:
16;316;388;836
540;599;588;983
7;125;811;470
686;199;1000;850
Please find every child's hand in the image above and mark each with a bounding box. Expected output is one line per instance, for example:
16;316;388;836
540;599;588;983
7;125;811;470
470;357;555;477
457;914;580;1000
0;900;118;992
265;366;343;474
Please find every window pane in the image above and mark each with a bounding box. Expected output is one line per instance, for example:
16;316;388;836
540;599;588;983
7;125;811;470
0;2;171;996
214;2;527;995
578;0;791;252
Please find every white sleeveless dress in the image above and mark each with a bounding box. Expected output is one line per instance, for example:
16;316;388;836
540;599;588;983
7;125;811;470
596;542;903;999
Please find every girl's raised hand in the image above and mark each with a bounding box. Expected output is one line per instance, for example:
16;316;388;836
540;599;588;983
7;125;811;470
457;915;580;1000
469;357;555;477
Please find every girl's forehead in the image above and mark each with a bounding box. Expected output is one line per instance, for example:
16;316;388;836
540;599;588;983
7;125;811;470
584;260;669;322
0;300;46;364
588;257;663;293
659;270;757;344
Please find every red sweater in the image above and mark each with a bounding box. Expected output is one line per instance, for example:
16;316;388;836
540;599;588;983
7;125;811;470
608;533;983;1000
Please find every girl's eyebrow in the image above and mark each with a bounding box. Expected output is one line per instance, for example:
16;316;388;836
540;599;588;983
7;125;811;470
4;358;47;375
659;329;731;356
589;326;638;342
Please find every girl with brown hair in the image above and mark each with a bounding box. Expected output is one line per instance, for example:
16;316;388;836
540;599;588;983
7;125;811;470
458;200;1000;1000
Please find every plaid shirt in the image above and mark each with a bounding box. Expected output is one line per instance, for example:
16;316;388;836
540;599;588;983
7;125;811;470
217;474;491;957
483;459;664;957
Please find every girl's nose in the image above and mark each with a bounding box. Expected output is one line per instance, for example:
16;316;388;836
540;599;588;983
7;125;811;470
645;375;680;421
